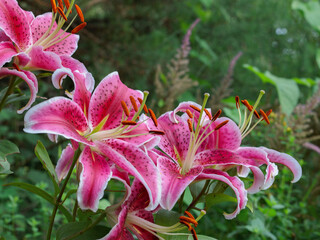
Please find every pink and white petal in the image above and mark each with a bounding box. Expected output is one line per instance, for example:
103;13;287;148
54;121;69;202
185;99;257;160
110;166;131;203
24;97;92;145
60;56;94;83
55;144;75;182
27;46;62;71
246;167;265;194
260;147;301;183
30;12;79;56
196;169;248;220
236;147;269;166
128;209;157;240
16;52;31;67
0;0;32;50
96;139;161;211
0;68;38;113
77;147;112;212
100;206;133;240
157;112;191;161
0;41;17;67
262;162;279;190
88;71;143;130
157;157;203;210
207;117;242;150
48;134;58;143
169;101;206;123
0;30;10;42
237;166;250;178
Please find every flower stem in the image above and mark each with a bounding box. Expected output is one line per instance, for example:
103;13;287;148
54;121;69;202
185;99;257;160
64;212;106;240
46;148;81;240
186;180;210;212
0;76;17;112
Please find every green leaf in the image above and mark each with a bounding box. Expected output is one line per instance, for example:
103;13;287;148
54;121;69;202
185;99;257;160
292;0;320;31
5;182;72;222
196;235;218;240
292;77;315;87
0;140;19;174
244;64;300;116
56;222;110;240
316;48;320;69
205;193;237;209
34;141;60;195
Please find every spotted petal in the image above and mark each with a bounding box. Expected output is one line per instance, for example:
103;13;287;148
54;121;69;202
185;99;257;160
77;146;112;212
196;169;248;219
55;144;75;182
26;46;62;71
24;97;92;145
157;157;203;210
0;41;17;67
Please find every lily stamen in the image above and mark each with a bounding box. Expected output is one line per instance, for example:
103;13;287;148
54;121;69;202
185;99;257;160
260;109;270;124
212;109;222;122
71;22;87;34
121;101;130;117
187;118;193;132
190;105;201;112
148;108;158;127
149;130;165;135
204;108;212;120
50;0;57;13
138;97;148;114
214;120;229;130
57;6;68;21
75;4;84;22
121;120;137;126
129;96;138;112
186;109;193;119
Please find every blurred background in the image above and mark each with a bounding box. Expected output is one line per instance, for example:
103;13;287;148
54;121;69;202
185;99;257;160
1;0;320;239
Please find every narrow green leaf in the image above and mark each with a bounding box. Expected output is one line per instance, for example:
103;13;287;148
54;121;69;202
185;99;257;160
5;182;72;221
0;140;19;174
56;222;110;240
292;0;320;31
34;141;60;195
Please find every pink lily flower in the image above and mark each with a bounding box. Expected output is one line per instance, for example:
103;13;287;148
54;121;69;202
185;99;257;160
150;94;302;219
24;72;161;211
0;0;87;113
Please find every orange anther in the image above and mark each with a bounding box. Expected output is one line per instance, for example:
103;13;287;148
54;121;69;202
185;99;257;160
149;130;165;135
63;0;71;12
214;120;229;130
148;108;158;127
57;0;63;9
187;119;193;132
212;109;222;122
241;100;252;110
253;109;260;119
185;211;196;220
57;7;68;21
235;96;240;109
179;216;198;227
12;63;20;71
138;98;148;114
75;4;84;22
121;101;130;117
186;109;193;119
129;96;138;112
180;219;192;231
121;120;137;125
191;227;198;240
50;0;57;13
265;109;272;116
71;22;87;34
204;108;212;120
190;105;201;112
259;109;270;124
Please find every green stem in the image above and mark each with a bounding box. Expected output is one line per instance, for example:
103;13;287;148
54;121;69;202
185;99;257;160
46;148;81;240
186;180;210;212
72;200;78;221
0;76;17;112
64;213;107;240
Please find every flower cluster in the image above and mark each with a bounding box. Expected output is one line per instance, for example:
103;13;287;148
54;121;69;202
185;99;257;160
1;1;302;239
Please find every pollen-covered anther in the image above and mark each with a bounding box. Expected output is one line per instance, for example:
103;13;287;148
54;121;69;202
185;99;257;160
121;101;130;117
204;108;212;120
75;4;84;22
190;105;201;112
241;100;252;111
129;96;138;112
253;109;260;119
187;119;193;132
50;0;57;13
191;227;198;240
13;63;21;71
212;109;222;122
138;98;148;114
266;109;272;116
214;120;229;130
179;216;198;227
235;96;240;109
260;109;270;124
186;109;193;119
179;219;192;231
71;22;87;34
121;120;137;126
148;108;158;127
57;6;68;21
63;0;71;12
185;211;196;220
57;0;63;9
149;130;165;135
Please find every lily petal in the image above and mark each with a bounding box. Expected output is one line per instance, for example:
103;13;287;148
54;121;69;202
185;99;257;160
27;46;62;71
24;97;92;145
77;146;112;212
246;166;265;194
157;156;203;210
197;168;248;220
0;68;37;113
260;147;302;183
55;144;75;182
96;139;161;211
0;41;17;67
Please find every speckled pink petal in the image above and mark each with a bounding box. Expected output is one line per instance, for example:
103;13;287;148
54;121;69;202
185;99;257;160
196;168;248;220
111;166;131;203
27;46;62;71
78;147;112;212
0;30;10;42
31;12;79;56
55;144;75;182
262;162;279;190
0;41;17;67
0;0;32;50
169;101;209;124
157;157;203;210
24;97;92;145
260;147;302;183
88;72;143;130
207;117;242;150
0;68;37;114
96;139;161;211
246;166;265;194
157;112;191;162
